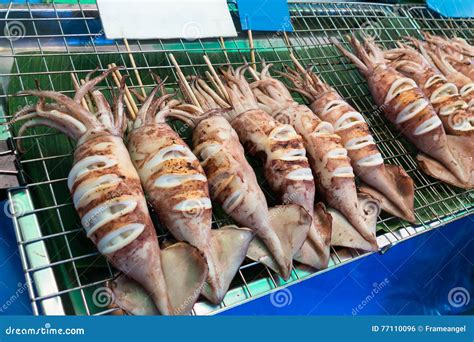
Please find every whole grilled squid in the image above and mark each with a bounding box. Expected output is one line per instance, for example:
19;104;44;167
278;54;415;222
12;69;208;315
126;83;253;305
244;63;381;251
161;72;315;277
333;35;474;189
385;43;473;136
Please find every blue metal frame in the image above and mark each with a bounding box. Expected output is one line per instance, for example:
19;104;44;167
221;216;473;315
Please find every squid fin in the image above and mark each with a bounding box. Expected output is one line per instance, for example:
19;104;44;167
109;275;160;316
329;193;380;251
161;242;209;314
359;164;416;223
417;135;474;189
109;242;208;316
201;226;254;304
246;204;312;280
294;202;332;270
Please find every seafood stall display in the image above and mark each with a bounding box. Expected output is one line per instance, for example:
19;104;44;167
0;1;472;316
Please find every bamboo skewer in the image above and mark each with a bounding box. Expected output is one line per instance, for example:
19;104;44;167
219;37;229;62
108;63;137;119
246;63;261;81
203;55;229;101
123;38;147;98
283;31;292;50
70;73;90;111
79;79;95;111
205;70;225;100
168;53;202;110
111;63;139;115
248;30;256;70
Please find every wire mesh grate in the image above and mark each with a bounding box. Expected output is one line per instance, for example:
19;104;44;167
0;1;472;316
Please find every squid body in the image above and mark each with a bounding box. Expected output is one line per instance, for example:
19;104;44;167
245;64;381;251
127;87;253;305
13;70;208;315
278;55;415;222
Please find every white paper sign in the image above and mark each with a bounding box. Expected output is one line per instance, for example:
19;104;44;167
97;0;237;40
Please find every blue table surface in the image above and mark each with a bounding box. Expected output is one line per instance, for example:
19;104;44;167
0;197;472;315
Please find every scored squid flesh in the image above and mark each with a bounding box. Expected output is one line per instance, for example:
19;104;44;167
12;69;208;315
277;54;415;223
243;63;381;250
384;43;473;136
333;35;474;189
214;67;338;268
421;33;474;81
166;64;321;275
408;37;474;107
127;83;253;305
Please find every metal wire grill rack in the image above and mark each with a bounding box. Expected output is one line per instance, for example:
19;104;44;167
1;1;472;316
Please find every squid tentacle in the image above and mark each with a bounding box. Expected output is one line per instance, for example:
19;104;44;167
73;67;120;105
18;90;99;129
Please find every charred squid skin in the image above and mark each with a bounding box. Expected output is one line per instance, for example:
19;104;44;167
70;130;173;315
227;108;339;268
128;123;212;247
128;121;253;304
333;36;474;189
309;90;415;223
386;48;473;136
274;103;379;249
370;67;472;186
247;68;380;250
192;114;311;279
229;108;315;213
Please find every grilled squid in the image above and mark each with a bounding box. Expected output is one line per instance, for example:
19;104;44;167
245;62;381;250
165;102;314;279
168;63;327;274
214;65;339;267
408;37;474;107
385;43;473;136
422;33;474;81
333;35;474;189
127;84;253;305
277;54;415;223
12;69;208;315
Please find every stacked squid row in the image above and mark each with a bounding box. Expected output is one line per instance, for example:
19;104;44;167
10;32;470;315
332;34;473;189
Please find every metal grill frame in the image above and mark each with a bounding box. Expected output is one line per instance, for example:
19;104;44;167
0;1;473;316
